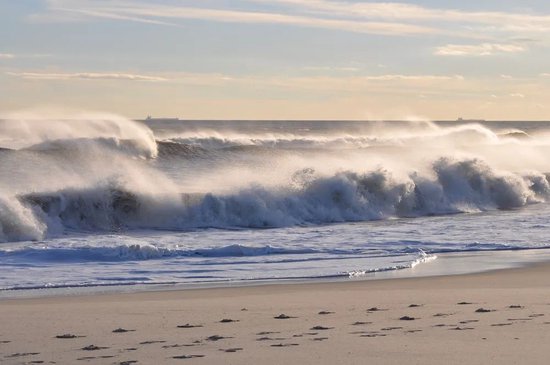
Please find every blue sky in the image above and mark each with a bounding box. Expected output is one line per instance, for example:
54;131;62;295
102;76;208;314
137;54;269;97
1;0;550;120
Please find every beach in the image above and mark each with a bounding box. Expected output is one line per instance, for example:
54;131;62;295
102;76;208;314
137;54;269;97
2;259;550;365
5;1;550;364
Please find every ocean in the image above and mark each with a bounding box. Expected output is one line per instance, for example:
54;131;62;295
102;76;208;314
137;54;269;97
2;115;550;293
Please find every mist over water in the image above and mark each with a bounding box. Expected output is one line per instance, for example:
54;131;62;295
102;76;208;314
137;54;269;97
2;112;550;243
2;110;550;290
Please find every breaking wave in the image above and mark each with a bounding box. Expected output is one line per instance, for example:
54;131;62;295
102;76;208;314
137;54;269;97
2;111;550;243
1;157;549;243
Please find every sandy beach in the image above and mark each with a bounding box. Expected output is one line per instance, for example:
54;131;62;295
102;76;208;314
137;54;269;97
2;260;550;365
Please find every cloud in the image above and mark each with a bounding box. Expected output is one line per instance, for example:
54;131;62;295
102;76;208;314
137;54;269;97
509;93;526;98
362;74;463;81
435;43;525;56
191;72;466;95
30;6;178;26
6;71;167;82
25;0;550;47
30;0;435;36
541;73;550;77
0;53;53;60
302;66;360;72
5;69;464;91
260;0;550;29
28;0;550;41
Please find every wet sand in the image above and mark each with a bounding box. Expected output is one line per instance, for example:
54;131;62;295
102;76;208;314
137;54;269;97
2;262;550;364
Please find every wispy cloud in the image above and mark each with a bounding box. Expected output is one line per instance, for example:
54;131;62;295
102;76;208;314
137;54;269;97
28;0;550;45
30;6;178;26
6;71;167;82
302;66;360;72
33;1;435;36
0;53;15;59
192;72;467;94
259;0;550;30
5;69;464;91
362;74;463;81
435;43;525;56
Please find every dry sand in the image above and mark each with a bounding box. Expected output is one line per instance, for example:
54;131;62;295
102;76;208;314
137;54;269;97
2;261;550;365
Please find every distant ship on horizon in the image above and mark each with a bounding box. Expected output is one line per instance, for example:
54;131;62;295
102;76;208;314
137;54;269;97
456;117;486;122
144;115;180;122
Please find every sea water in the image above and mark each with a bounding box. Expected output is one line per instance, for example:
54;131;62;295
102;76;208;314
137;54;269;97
2;113;550;292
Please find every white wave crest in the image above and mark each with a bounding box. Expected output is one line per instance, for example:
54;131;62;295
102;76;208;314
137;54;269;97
0;156;548;243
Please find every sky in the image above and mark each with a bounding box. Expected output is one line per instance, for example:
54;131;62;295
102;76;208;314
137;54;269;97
1;0;550;120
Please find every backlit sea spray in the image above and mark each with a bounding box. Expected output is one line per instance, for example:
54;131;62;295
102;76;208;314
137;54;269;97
2;111;550;290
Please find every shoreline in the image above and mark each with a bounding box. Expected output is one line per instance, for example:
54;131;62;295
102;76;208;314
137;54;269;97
2;256;550;364
3;247;550;300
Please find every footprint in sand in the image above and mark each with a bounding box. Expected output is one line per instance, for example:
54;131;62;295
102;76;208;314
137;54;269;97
433;313;454;318
55;334;85;339
274;314;296;319
270;343;299;347
220;348;243;353
381;327;403;331
351;321;372;326
139;340;166;345
367;307;387;312
81;345;109;351
5;352;40;358
206;335;232;342
310;326;333;331
163;343;203;348
172;354;205;359
360;333;387;338
256;337;274;341
77;355;115;360
177;324;203;328
399;316;416;321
